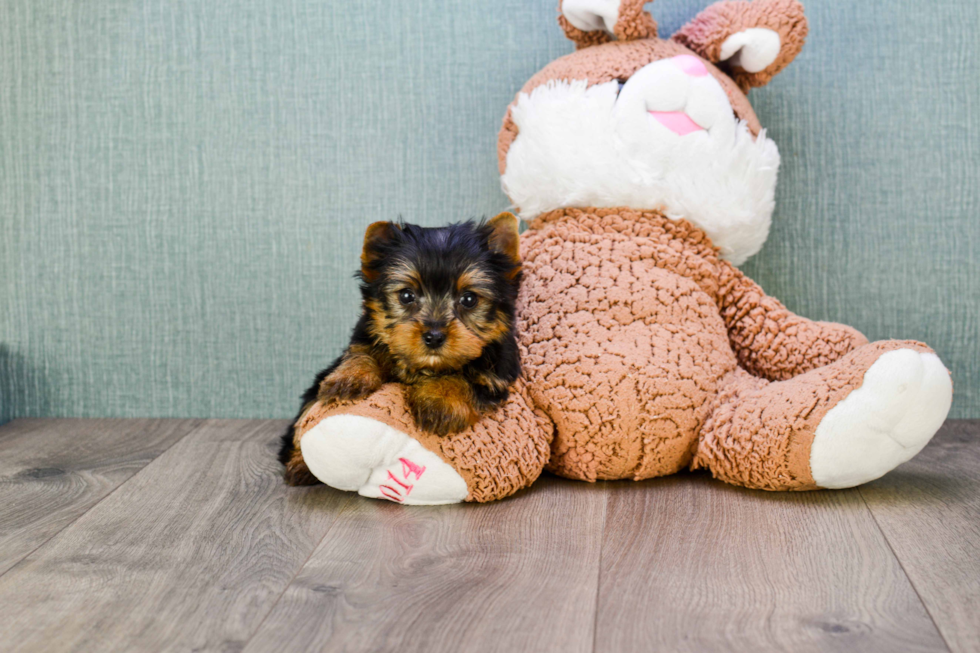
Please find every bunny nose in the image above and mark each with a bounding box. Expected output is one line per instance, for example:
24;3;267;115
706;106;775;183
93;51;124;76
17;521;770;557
423;329;447;349
672;54;709;77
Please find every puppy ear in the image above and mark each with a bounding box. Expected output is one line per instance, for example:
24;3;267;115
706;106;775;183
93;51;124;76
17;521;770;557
559;0;658;50
360;221;399;282
486;212;521;265
672;0;808;91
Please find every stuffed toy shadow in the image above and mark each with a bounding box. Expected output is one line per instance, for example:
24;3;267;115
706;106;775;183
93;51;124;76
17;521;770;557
284;0;953;504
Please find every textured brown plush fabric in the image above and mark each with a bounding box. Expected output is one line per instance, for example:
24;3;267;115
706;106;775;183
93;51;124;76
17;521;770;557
672;0;808;91
717;260;869;381
694;340;935;490
515;208;879;486
295;379;553;503
520;209;738;482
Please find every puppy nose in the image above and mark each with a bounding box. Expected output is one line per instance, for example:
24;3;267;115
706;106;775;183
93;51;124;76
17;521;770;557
422;329;446;349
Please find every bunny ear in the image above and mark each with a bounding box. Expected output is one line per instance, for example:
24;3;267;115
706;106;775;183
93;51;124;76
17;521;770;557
559;0;657;49
672;0;808;90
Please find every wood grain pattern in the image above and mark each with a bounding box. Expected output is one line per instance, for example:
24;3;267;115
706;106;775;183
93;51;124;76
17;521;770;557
593;473;949;653
860;421;980;653
243;474;606;653
0;418;200;576
0;420;352;653
0;419;976;652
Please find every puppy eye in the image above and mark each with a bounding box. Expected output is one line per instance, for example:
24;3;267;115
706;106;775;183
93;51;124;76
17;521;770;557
398;289;416;305
459;291;478;309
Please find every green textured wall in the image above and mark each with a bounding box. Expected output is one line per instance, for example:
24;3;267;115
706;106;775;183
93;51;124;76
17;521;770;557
1;0;978;422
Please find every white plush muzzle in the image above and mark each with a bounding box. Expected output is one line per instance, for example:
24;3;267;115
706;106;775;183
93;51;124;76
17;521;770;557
502;56;781;265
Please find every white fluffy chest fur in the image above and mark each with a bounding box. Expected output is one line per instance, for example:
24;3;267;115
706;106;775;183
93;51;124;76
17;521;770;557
501;62;781;265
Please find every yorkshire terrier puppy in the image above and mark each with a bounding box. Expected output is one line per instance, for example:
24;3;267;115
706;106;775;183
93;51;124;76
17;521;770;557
279;213;523;485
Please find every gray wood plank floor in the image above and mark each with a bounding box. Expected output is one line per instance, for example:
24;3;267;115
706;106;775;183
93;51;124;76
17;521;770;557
0;419;976;653
0;419;201;577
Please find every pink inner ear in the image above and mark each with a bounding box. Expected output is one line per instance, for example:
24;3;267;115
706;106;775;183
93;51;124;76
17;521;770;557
649;111;705;136
672;54;709;77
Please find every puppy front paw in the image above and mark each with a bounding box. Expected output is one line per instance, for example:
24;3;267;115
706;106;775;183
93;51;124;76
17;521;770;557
412;403;478;436
317;372;381;405
317;353;384;405
407;377;480;435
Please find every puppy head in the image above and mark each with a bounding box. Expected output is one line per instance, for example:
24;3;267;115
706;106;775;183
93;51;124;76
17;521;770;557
360;213;522;373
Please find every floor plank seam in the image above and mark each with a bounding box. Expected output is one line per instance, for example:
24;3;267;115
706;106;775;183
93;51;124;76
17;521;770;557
591;482;609;653
857;487;954;653
0;418;206;584
240;492;357;650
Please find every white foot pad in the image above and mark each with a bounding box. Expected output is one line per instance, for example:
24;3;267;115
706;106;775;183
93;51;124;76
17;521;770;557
810;349;952;489
299;414;469;505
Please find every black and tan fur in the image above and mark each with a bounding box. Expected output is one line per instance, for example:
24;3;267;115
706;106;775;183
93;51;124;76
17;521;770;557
279;214;523;485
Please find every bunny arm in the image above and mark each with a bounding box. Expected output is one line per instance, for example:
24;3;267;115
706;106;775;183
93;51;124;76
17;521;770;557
716;259;868;382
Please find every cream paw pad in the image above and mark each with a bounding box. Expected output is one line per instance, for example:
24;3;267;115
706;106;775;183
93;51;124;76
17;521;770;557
811;349;953;489
300;414;468;505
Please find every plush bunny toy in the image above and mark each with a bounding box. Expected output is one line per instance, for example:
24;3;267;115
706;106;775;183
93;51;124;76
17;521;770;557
283;0;953;504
